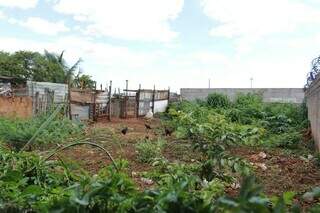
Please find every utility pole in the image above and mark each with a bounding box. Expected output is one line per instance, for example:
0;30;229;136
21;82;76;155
250;77;253;88
125;80;128;96
208;78;211;88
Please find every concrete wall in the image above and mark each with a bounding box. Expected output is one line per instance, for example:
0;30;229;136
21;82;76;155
305;78;320;150
181;88;305;103
0;96;33;118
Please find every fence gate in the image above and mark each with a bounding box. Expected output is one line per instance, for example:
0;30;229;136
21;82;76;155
121;96;137;118
33;88;54;115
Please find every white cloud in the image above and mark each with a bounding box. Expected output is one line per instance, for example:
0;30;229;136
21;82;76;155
0;35;164;88
0;33;316;91
201;0;320;38
0;0;38;9
191;51;229;64
0;35;158;66
52;0;184;42
0;10;5;19
15;17;69;35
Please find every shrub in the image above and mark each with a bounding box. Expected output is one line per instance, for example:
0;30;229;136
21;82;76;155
267;130;302;149
234;93;263;108
225;108;253;124
207;93;231;109
0;115;84;150
233;93;264;122
135;138;166;163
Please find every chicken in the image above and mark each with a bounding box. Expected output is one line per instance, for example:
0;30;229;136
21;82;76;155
121;127;128;135
164;127;174;136
145;123;152;130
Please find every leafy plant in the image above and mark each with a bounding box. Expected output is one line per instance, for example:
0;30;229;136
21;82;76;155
207;93;231;109
0;114;84;150
266;130;302;149
135;138;166;163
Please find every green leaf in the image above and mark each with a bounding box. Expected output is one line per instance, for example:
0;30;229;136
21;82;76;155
282;191;296;205
22;185;43;196
1;170;23;182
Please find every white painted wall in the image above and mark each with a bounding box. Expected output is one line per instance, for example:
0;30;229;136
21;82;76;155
154;100;168;113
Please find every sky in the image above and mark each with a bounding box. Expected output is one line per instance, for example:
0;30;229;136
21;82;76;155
0;0;320;92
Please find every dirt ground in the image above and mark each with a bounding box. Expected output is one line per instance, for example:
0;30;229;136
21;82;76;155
56;118;320;201
228;146;320;196
57;118;169;188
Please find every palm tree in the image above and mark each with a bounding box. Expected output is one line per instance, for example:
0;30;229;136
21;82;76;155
44;50;82;85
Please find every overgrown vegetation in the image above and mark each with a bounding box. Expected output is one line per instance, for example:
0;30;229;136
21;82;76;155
135;138;166;163
0;113;84;150
167;93;309;150
0;92;318;212
0;146;314;212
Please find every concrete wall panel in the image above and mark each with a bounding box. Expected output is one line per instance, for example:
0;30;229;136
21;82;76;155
306;78;320;150
181;88;305;103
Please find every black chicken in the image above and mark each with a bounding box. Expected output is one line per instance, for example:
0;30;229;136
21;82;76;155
121;127;128;135
165;127;174;136
145;124;152;130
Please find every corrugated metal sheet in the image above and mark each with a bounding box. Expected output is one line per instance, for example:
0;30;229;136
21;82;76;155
70;90;94;103
71;104;90;120
96;91;108;103
139;91;153;100
27;81;68;103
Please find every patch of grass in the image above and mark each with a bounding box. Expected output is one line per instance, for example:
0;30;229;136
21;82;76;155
207;93;231;109
135;138;166;163
0;114;84;150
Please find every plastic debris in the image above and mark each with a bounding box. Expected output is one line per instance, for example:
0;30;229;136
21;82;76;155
141;177;154;185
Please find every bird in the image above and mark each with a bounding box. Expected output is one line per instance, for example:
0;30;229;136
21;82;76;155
145;123;152;130
121;127;128;135
164;127;174;136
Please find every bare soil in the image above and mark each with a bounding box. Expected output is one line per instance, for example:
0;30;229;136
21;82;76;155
55;118;320;200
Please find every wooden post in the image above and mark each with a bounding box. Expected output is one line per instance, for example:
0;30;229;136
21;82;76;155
68;84;72;120
93;90;97;121
108;80;112;121
35;91;39;115
136;88;140;118
167;87;170;103
152;85;155;113
125;80;128;118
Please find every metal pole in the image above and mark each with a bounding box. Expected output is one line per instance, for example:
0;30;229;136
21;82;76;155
250;77;253;88
208;78;211;88
126;80;128;96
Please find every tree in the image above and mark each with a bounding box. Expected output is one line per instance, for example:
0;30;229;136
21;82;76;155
43;50;82;85
0;50;90;86
73;73;96;89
